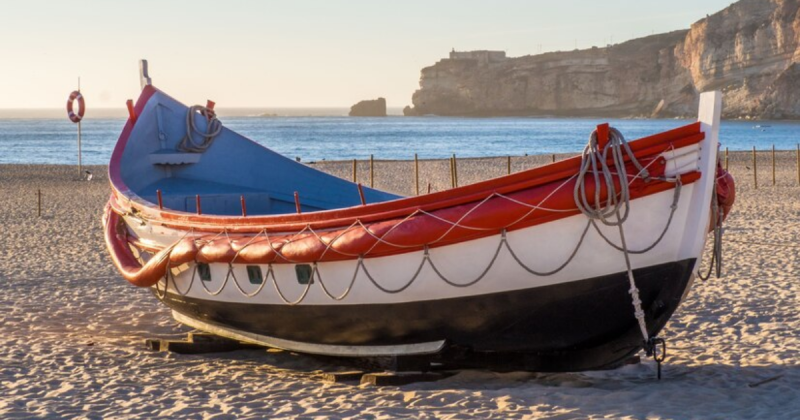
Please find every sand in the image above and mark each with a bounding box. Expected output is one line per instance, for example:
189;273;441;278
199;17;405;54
0;155;797;419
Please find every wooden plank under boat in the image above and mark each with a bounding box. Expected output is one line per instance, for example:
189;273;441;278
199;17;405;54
103;61;735;371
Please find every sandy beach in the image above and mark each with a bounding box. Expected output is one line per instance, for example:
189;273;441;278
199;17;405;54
0;154;797;419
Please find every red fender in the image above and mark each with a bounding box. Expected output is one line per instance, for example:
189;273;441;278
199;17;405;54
715;163;736;223
104;207;173;287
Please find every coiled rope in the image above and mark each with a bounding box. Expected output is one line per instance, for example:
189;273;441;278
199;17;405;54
574;127;652;346
177;105;223;152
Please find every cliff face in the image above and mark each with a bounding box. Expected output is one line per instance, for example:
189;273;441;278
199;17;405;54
408;0;800;119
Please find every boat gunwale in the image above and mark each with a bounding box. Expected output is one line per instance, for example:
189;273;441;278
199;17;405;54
108;86;705;233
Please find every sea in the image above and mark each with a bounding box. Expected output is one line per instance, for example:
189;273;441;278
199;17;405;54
0;112;798;165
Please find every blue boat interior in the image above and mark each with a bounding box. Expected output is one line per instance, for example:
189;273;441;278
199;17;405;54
120;91;401;216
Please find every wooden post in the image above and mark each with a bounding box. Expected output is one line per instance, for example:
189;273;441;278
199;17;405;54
551;154;555;163
369;154;374;188
37;189;41;217
725;147;729;172
427;182;431;194
752;146;757;189
352;159;357;183
449;157;454;188
772;144;776;186
414;153;419;196
507;156;511;175
797;144;799;185
454;154;459;187
450;154;458;188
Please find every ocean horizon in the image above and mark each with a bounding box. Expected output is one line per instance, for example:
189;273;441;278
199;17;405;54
1;114;798;165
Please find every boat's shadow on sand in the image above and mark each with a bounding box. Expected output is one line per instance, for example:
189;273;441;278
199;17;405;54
175;346;796;390
158;348;797;418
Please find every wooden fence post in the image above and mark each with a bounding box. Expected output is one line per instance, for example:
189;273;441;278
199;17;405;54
753;146;757;189
352;159;357;183
369;154;374;188
772;144;776;186
37;189;41;217
450;154;458;188
725;147;729;172
507;156;511;175
414;153;419;196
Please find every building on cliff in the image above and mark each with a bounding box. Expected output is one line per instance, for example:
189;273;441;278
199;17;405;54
449;49;507;65
406;0;800;120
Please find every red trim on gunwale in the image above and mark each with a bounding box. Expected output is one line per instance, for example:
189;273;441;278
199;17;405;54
107;86;705;233
105;86;710;287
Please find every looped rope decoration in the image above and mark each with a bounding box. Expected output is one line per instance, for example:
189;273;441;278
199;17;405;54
178;105;223;152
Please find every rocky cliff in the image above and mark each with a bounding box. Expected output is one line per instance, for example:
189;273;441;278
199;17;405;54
407;0;800;119
349;98;387;117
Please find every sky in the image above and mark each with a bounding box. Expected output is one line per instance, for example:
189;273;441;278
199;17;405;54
0;0;735;111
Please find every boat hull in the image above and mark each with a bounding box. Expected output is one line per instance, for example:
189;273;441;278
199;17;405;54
103;80;728;371
159;258;695;371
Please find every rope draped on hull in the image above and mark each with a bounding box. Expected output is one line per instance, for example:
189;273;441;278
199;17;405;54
104;167;696;289
104;130;733;298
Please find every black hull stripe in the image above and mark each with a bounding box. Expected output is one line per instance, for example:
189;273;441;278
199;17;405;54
159;259;695;371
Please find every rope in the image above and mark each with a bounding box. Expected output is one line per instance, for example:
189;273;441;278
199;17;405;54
177;105;223;153
698;181;724;281
573;127;653;344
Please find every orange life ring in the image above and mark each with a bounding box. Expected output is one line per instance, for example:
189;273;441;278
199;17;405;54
67;91;85;123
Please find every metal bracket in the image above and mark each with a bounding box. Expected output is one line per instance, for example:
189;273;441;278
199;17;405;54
139;59;152;90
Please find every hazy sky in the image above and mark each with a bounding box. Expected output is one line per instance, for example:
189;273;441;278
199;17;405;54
0;0;734;110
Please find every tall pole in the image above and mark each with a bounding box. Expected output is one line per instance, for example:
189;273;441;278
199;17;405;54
78;120;82;176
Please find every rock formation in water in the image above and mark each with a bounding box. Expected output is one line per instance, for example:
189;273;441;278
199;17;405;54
349;98;387;117
406;0;800;119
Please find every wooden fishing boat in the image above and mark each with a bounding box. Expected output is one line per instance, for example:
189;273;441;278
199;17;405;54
104;61;735;371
